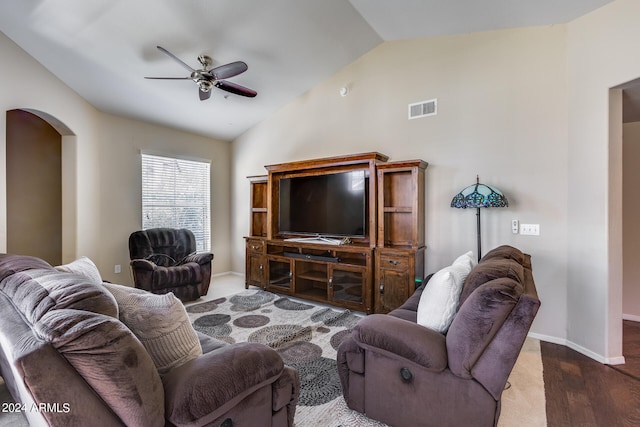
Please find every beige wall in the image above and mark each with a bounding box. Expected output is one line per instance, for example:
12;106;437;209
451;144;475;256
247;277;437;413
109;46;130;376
233;25;570;342
95;114;231;284
623;121;640;319
565;0;640;363
0;32;232;284
0;31;102;262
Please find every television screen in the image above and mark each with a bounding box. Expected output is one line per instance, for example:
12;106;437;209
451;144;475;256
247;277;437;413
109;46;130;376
279;170;367;237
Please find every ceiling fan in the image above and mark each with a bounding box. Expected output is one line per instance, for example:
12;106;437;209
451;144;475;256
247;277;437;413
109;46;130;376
145;46;257;101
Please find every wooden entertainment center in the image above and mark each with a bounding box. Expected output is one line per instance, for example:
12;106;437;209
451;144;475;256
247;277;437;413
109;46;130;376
245;152;427;314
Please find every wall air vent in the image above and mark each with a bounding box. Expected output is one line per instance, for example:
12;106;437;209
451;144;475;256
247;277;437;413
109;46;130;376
408;98;437;120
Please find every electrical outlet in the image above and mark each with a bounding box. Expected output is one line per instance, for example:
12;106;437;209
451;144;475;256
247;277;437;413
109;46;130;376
511;219;519;234
520;224;540;236
114;264;121;274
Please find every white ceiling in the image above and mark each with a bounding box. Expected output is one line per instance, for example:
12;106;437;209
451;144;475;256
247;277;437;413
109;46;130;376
0;0;614;141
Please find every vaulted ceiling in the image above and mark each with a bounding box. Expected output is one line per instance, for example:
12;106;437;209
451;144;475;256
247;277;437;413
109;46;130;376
0;1;615;141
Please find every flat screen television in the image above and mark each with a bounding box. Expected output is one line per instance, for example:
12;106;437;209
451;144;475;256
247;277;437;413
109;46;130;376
279;170;368;238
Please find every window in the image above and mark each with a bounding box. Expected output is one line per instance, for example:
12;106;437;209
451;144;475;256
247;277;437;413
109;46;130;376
141;153;211;251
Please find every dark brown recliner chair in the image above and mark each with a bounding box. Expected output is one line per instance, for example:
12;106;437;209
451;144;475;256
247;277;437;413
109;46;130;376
337;245;541;427
129;228;213;302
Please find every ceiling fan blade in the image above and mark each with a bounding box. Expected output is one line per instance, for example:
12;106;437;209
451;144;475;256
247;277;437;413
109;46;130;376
156;46;195;72
199;88;212;101
215;80;257;98
210;61;248;80
144;76;191;80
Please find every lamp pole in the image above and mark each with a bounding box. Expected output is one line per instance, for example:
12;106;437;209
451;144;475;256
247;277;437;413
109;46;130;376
476;207;482;262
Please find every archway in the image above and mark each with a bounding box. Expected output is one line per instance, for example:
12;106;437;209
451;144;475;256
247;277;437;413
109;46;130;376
5;109;75;265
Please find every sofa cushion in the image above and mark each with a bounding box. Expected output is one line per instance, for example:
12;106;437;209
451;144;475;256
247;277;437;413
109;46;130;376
103;283;202;374
0;268;118;322
458;258;525;309
480;245;527;266
416;251;474;333
0;254;52;282
446;278;523;379
35;308;165;427
55;256;103;285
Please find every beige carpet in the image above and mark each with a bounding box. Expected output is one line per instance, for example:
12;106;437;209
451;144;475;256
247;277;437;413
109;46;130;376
498;337;547;427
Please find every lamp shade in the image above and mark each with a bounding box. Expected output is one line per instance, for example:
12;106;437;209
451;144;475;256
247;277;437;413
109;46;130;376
451;176;508;209
451;176;508;262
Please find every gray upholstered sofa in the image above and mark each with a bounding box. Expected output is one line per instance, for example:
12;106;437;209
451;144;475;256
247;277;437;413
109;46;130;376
0;253;298;427
337;245;540;427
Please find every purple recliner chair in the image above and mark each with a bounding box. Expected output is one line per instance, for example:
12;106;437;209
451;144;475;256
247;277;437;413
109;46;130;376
337;245;541;427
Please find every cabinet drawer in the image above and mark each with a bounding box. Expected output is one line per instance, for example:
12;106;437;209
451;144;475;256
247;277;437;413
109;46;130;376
379;254;409;270
246;240;265;254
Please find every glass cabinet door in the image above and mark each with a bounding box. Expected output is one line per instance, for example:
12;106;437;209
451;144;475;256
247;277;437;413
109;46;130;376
330;267;364;307
267;258;292;292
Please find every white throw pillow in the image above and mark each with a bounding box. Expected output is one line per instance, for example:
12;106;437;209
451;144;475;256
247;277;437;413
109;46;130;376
452;251;477;271
55;256;103;285
416;251;475;333
102;283;203;374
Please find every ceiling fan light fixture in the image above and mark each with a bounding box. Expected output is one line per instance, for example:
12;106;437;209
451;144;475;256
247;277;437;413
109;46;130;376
199;80;213;92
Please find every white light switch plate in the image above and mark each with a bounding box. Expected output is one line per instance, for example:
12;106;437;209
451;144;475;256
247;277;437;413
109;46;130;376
520;224;540;236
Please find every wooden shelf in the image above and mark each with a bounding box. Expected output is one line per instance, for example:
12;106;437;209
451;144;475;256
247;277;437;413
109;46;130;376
248;175;268;238
297;271;327;282
377;161;427;249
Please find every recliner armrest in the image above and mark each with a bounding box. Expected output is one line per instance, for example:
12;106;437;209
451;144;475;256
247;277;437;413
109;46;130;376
162;342;286;426
353;314;447;371
130;259;156;271
179;252;214;266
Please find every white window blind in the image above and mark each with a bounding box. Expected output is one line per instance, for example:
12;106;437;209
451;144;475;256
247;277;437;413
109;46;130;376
141;153;211;252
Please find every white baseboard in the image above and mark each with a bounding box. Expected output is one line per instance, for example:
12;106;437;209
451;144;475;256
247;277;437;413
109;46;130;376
528;332;565;346
212;271;243;278
528;332;626;365
623;313;640;322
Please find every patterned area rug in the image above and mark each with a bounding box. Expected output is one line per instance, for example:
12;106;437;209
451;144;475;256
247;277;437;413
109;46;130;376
187;289;546;427
187;289;378;426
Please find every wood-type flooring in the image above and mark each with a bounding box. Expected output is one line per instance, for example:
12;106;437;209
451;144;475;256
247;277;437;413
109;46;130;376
542;320;640;426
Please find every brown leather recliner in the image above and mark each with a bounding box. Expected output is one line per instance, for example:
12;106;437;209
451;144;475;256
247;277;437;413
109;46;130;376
129;228;213;302
337;245;541;427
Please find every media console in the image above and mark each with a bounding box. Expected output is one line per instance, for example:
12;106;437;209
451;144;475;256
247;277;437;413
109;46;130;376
245;152;427;314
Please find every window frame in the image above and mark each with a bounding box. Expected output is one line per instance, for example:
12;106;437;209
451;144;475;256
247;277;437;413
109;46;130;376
140;152;211;252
